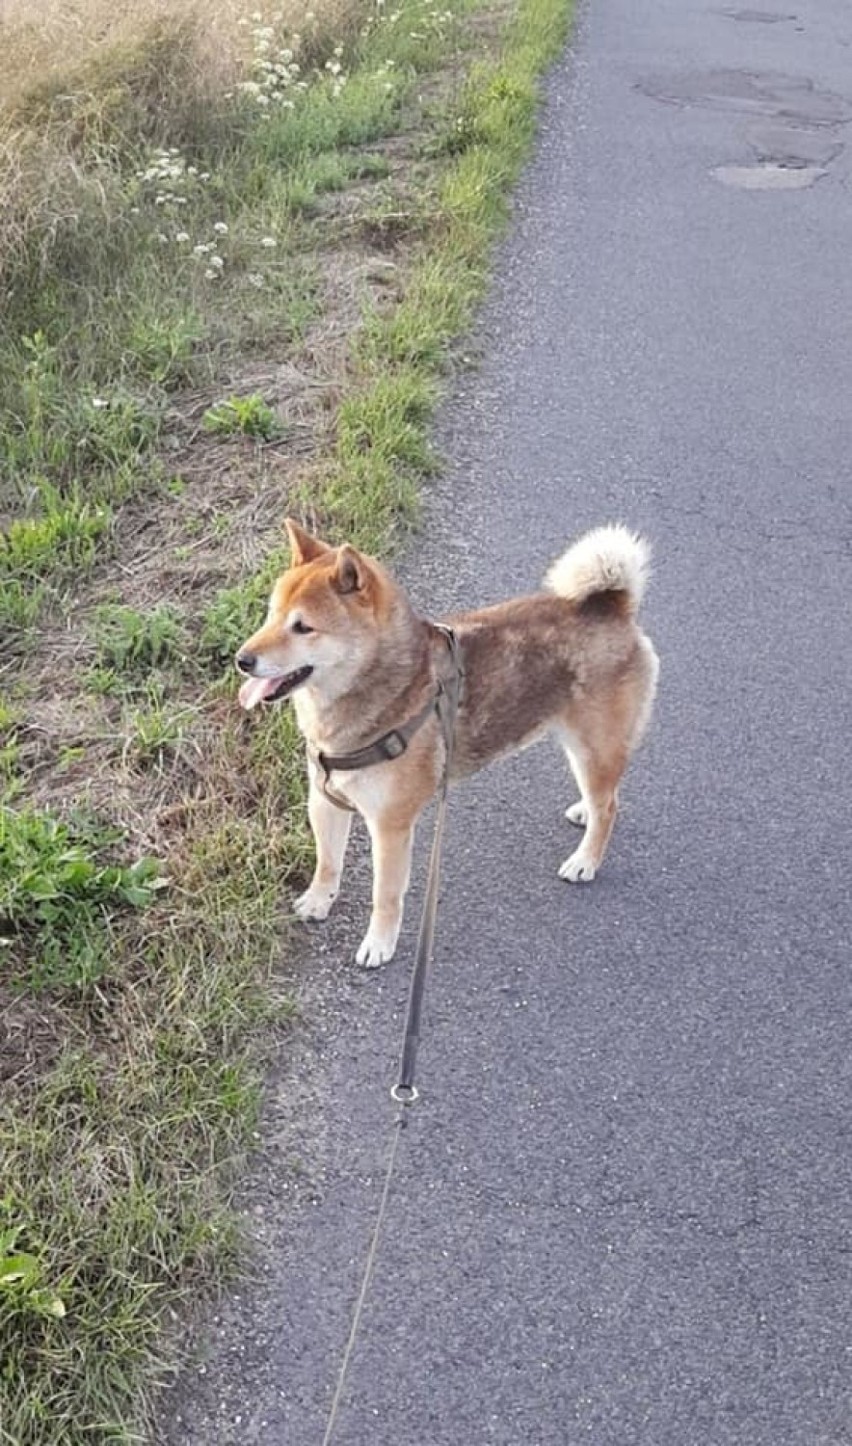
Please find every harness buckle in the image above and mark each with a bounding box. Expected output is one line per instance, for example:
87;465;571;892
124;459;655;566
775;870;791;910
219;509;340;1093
381;731;406;760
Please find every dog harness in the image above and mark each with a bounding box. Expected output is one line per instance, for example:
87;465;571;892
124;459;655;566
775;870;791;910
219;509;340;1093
309;625;463;811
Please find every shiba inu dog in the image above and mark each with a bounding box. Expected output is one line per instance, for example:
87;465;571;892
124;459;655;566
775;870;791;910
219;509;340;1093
237;520;659;967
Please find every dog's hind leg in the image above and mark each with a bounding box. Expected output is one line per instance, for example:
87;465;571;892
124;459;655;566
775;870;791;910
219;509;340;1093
557;740;624;883
294;775;352;922
563;744;590;830
557;637;659;880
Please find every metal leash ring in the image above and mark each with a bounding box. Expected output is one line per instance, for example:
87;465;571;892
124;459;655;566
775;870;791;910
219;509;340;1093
390;1083;419;1106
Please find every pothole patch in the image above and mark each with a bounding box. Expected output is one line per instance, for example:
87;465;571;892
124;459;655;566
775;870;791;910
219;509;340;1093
712;162;825;188
721;8;798;22
745;121;843;167
637;67;850;188
636;69;852;127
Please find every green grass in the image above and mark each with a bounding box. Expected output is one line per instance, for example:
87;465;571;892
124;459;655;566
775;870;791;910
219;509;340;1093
0;496;112;579
92;604;185;674
123;689;190;770
0;804;163;992
200;560;283;672
202;393;280;441
0;0;574;1437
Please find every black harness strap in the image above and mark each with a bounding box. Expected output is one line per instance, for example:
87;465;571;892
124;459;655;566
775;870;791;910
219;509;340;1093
316;691;438;776
311;624;462;812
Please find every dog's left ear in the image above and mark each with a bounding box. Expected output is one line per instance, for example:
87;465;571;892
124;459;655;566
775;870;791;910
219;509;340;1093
333;544;370;595
285;517;332;566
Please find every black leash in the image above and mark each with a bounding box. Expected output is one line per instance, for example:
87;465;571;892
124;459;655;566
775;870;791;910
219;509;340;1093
320;625;462;1444
392;626;462;1103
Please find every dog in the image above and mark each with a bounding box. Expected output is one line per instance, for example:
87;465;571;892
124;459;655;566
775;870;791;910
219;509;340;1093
236;519;659;967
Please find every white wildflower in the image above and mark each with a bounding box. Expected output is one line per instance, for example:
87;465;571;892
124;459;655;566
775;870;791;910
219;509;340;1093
175;231;190;242
213;221;229;234
260;236;277;247
209;255;224;270
193;243;212;255
199;172;211;182
248;272;264;288
92;397;109;409
204;268;219;280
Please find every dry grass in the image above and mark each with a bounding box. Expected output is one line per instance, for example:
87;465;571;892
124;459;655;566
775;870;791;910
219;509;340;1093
0;0;364;277
0;0;353;116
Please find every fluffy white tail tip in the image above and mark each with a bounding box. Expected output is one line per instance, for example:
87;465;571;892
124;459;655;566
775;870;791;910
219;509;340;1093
545;524;651;612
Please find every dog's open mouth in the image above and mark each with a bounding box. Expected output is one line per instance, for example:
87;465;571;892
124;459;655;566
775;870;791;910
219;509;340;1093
238;666;313;710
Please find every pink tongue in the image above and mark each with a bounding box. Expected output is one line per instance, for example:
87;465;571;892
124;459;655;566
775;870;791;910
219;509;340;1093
239;676;284;710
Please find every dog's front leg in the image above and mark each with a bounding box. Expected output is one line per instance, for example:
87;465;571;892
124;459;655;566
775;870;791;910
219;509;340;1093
356;818;414;968
294;776;352;922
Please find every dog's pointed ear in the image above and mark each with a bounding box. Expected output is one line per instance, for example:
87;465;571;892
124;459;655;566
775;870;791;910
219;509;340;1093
333;543;369;595
284;518;331;566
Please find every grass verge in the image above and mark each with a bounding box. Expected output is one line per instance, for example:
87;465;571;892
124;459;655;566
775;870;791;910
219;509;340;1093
0;0;573;1439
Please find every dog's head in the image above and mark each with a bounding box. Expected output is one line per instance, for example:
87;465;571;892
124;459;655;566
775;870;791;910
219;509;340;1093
236;519;392;709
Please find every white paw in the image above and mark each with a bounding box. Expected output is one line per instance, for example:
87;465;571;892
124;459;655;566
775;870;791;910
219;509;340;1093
558;850;597;884
565;801;588;828
355;928;398;969
294;885;337;922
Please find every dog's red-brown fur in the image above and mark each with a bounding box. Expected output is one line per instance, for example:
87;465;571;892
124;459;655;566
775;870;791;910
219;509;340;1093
237;519;659;966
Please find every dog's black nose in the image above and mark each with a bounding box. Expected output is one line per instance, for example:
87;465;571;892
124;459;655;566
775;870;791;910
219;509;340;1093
236;651;257;675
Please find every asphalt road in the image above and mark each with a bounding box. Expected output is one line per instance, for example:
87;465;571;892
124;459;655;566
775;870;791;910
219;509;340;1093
163;1;852;1442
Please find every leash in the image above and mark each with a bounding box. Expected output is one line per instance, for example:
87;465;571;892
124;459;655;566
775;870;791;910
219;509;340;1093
319;625;462;1445
319;1114;406;1446
393;626;462;1104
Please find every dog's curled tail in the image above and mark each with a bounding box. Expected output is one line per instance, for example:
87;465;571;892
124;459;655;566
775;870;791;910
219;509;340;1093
544;524;650;617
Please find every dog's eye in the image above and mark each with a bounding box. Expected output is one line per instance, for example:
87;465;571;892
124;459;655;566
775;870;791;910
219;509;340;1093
291;618;314;635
